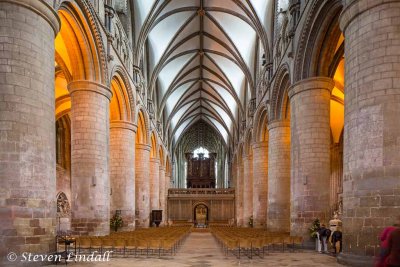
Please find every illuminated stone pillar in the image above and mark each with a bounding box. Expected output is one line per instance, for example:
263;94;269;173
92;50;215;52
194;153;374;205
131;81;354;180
0;0;59;263
110;121;136;230
150;158;160;213
289;77;334;238
242;154;253;227
252;142;268;228
159;166;166;224
338;1;400;265
69;80;111;236
267;120;290;232
135;144;151;227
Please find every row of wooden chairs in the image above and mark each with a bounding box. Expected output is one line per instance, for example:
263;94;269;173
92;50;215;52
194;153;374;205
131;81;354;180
74;226;191;258
211;226;304;259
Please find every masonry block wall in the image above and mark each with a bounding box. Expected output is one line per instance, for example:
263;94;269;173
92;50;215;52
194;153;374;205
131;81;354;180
289;77;334;239
236;160;244;226
0;0;59;264
252;142;268;228
150;158;160;213
242;155;253;227
69;81;111;236
135;144;151;227
267;120;291;232
339;0;400;263
159;166;166;224
110;121;136;230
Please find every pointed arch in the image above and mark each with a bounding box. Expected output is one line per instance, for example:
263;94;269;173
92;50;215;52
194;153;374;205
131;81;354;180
110;65;136;122
166;156;172;176
159;147;165;167
293;0;343;82
150;131;158;158
270;64;291;121
136;109;149;145
244;129;253;157
57;1;107;83
110;74;131;122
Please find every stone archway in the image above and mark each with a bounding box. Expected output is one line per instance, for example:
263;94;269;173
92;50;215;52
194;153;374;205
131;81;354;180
193;203;209;227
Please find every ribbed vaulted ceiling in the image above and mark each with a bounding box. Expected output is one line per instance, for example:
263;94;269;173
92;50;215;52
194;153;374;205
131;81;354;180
133;0;273;146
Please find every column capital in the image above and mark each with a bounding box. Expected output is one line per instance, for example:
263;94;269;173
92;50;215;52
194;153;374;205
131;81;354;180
340;0;399;33
159;166;166;171
252;142;268;149
268;120;290;131
110;120;137;132
68;80;112;101
288;77;334;100
136;143;151;151
2;0;60;35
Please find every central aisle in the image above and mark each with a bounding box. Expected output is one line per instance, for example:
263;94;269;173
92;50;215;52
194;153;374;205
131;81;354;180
72;231;343;267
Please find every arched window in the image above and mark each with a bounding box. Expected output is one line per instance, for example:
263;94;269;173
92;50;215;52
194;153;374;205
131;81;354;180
193;147;209;158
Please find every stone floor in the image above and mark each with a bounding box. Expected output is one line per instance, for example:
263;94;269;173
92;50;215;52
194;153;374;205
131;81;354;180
70;232;344;267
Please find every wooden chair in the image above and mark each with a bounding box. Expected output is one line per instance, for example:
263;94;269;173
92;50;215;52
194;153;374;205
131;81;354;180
90;237;102;254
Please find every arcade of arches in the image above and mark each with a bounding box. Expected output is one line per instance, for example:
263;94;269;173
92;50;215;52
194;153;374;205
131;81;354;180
0;0;399;266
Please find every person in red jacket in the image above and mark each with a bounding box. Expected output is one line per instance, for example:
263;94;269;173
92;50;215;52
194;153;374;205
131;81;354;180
386;225;400;267
376;217;400;267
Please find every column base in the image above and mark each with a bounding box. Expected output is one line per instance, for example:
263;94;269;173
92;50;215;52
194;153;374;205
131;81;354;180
337;253;374;267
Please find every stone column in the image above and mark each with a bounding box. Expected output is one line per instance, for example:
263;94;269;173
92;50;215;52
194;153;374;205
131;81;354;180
236;159;244;226
110;121;136;230
267;120;291;232
338;1;400;265
252;142;268;228
69;80;111;236
242;155;253;227
164;172;171;224
288;77;334;238
159;166;166;224
0;0;59;263
135;144;151;227
150;158;160;212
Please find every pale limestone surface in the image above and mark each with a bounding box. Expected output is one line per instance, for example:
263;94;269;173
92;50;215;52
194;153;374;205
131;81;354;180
289;77;334;239
252;142;268;228
267;120;291;232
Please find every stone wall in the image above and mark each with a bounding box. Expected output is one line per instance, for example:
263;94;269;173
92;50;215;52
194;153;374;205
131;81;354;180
0;0;59;264
339;0;400;263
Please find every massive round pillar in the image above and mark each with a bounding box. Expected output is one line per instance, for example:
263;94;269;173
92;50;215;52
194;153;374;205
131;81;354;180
235;159;244;226
288;77;334;238
135;144;151;227
242;155;253;227
164;171;171;224
110;121;136;230
150;158;160;212
159;166;166;224
267;120;291;232
252;142;268;228
338;0;400;265
0;0;59;263
69;80;111;236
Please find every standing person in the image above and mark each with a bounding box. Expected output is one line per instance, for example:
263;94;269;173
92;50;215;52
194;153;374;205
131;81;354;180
318;224;330;253
386;217;400;267
376;217;400;267
331;227;342;255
